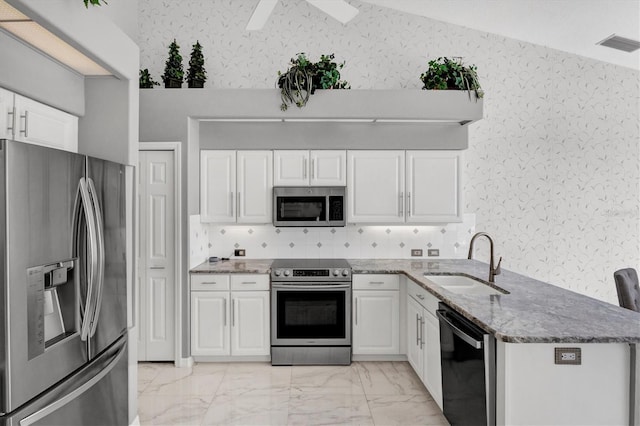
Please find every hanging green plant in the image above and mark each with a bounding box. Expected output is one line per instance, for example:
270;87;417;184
420;57;483;99
161;39;184;89
276;53;350;111
187;41;207;88
139;69;159;89
84;0;107;7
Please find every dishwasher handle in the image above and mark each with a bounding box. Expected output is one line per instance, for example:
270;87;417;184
437;309;483;350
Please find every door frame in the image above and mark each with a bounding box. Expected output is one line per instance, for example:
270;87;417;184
138;142;183;366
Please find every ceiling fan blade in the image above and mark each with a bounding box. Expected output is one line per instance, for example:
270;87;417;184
306;0;359;24
246;0;279;31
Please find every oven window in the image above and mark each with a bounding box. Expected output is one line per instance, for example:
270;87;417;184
276;197;326;222
276;290;346;339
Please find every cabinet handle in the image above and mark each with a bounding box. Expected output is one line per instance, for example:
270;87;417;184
369;281;385;285
416;313;420;346
200;281;218;285
223;298;227;326
420;317;425;349
355;298;358;325
230;192;234;217
149;266;165;270
237;191;241;217
7;107;15;135
407;192;411;216
311;158;315;180
241;281;256;284
231;298;235;327
303;159;307;179
20;111;28;137
399;192;404;216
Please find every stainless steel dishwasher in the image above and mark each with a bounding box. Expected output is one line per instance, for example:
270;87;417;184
437;303;496;426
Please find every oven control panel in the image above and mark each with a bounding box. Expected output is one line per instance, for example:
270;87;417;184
272;267;351;281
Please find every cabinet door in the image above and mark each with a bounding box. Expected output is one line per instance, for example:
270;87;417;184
310;150;346;186
191;292;230;356
13;94;78;152
231;291;270;356
353;290;400;355
406;150;462;223
406;296;424;376
237;151;273;223
273;150;309;186
201;150;236;223
423;311;443;409
347;150;405;223
0;87;14;140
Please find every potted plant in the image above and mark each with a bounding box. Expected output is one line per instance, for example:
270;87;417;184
420;57;483;100
277;53;350;111
139;69;159;89
83;0;106;7
161;39;184;88
186;41;207;88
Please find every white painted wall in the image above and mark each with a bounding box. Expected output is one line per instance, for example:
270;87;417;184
138;0;640;306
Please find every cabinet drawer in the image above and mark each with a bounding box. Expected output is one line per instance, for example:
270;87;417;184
191;274;230;291
353;274;399;290
230;274;270;291
407;279;440;315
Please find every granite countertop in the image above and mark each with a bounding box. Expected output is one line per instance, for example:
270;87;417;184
190;258;640;344
190;259;273;274
348;259;640;344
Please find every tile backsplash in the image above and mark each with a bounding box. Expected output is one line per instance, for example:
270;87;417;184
191;214;475;263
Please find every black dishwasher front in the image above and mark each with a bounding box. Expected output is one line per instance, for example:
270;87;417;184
437;303;496;426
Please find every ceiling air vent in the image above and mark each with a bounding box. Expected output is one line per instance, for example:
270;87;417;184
597;34;640;53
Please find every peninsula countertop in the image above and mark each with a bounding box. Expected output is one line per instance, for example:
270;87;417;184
190;258;640;344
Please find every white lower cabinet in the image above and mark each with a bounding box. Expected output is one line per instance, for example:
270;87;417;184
352;274;400;355
406;280;443;409
190;274;270;357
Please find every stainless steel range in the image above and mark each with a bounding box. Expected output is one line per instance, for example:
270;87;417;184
270;259;352;365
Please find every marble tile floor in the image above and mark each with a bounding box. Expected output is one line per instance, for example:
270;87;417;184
138;361;450;426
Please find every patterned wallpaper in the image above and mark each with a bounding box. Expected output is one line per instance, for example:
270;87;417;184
139;0;640;305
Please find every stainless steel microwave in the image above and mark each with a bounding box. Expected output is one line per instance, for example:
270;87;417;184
273;186;346;227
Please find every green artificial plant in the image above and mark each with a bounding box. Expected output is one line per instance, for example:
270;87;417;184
139;69;159;89
84;0;107;7
420;57;483;99
187;41;207;88
161;39;184;88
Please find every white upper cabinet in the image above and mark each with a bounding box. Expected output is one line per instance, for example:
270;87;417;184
347;150;405;223
13;94;78;152
0;87;14;140
0;88;78;152
406;150;462;223
237;151;273;223
274;150;346;186
200;150;272;224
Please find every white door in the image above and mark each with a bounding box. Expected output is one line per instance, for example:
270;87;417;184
311;150;346;186
237;151;273;223
406;296;424;377
347;150;405;223
138;150;175;361
423;311;443;408
273;150;309;186
353;290;400;355
231;291;270;356
0;87;14;139
191;292;230;356
406;150;462;223
201;150;236;222
13;94;78;152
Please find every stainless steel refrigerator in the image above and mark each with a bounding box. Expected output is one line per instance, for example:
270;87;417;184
0;140;129;425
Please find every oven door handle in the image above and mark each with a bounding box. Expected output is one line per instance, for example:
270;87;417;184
271;284;351;290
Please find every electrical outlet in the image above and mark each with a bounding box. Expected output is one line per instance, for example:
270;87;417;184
428;249;440;257
234;249;246;257
554;348;581;365
411;249;423;257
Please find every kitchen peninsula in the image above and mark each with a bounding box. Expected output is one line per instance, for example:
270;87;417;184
191;257;640;425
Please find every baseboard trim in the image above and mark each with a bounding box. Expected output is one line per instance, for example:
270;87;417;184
352;354;408;362
175;356;194;368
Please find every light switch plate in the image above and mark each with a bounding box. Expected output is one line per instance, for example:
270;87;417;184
411;249;423;257
427;249;440;257
554;347;581;365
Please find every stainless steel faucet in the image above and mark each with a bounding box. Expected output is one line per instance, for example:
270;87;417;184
467;232;502;283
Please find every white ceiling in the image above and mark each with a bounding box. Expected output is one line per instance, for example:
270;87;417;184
360;0;640;70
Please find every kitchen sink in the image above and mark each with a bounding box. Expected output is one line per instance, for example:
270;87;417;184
424;274;508;296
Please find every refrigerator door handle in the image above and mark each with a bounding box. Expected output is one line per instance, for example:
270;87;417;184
86;178;105;338
73;177;99;342
17;337;127;426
